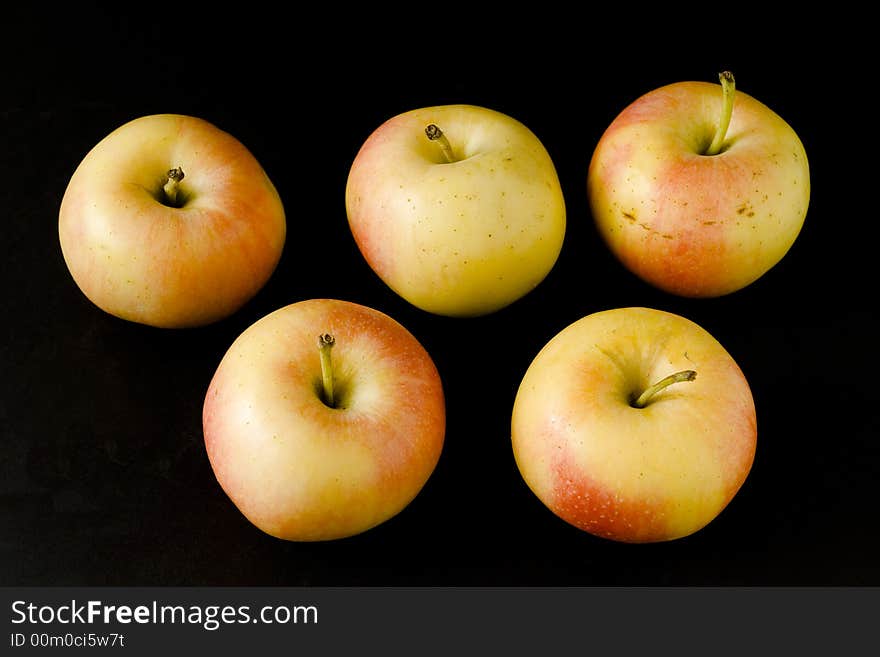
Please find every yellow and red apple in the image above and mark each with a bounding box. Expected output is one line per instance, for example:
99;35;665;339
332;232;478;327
346;104;566;317
511;306;757;543
203;298;446;542
587;72;810;297
59;113;286;328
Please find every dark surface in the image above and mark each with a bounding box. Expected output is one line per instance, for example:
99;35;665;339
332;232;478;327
2;10;875;586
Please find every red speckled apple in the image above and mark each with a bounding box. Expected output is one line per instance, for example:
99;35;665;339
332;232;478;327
588;72;809;297
203;298;445;541
511;306;756;543
59;113;286;328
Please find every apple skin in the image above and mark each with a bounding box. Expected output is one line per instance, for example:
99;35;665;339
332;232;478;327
346;104;566;317
511;307;756;543
59;113;286;328
587;80;809;297
203;298;445;542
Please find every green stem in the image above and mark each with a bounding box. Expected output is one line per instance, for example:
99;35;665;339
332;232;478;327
318;334;336;408
163;167;185;206
705;71;736;156
632;370;697;408
425;124;455;163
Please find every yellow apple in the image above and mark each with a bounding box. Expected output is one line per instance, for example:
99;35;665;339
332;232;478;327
59;113;286;328
511;306;757;543
346;104;566;317
587;72;810;297
203;298;446;541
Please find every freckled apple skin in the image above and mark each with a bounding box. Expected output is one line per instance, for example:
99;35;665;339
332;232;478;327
203;299;446;542
511;307;756;543
346;104;566;317
59;113;286;328
588;81;809;297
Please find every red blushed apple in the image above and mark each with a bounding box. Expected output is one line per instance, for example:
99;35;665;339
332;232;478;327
203;299;445;542
588;72;809;297
511;307;756;543
59;113;286;328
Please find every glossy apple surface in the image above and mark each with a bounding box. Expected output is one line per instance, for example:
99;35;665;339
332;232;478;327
511;306;756;542
203;298;446;541
346;104;566;317
587;74;809;297
59;113;286;328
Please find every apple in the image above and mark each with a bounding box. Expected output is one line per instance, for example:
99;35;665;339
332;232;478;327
59;113;286;328
202;298;446;541
587;71;810;297
345;104;566;317
510;306;756;543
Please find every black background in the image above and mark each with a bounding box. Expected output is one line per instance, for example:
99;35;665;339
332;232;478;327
2;8;876;586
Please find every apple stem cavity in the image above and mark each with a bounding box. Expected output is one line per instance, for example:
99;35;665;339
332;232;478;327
318;333;337;408
632;370;697;408
704;71;736;156
162;167;186;207
425;124;456;163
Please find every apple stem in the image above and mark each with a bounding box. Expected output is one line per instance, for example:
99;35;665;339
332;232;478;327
163;167;185;206
704;71;736;156
632;370;697;408
318;333;336;408
425;124;456;163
